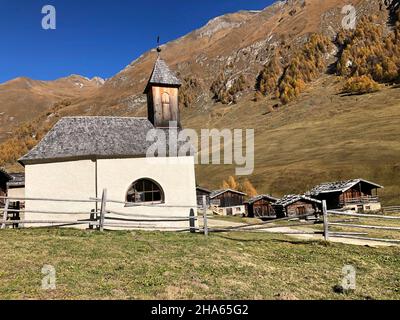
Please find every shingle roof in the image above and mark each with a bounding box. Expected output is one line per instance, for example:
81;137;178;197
245;194;279;205
274;195;321;207
196;186;212;194
19;117;169;165
7;173;25;188
0;168;12;181
309;179;383;196
210;189;247;199
144;57;181;93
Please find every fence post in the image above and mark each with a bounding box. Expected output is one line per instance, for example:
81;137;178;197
322;200;329;241
189;208;196;233
89;209;95;230
203;195;208;237
1;199;9;230
99;189;107;232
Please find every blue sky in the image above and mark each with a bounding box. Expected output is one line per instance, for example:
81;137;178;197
0;0;274;83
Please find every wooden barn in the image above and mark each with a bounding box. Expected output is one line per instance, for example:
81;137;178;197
210;189;247;216
309;179;383;212
196;186;211;207
0;169;12;206
245;194;279;218
7;173;25;199
273;195;321;218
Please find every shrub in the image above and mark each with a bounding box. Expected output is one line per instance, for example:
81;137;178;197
342;75;380;95
211;73;247;104
256;54;283;97
179;77;199;108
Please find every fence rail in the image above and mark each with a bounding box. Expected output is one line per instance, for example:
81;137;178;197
324;201;400;244
1;193;400;245
383;206;400;214
0;189;198;232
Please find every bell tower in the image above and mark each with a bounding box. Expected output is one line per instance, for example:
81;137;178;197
144;47;182;128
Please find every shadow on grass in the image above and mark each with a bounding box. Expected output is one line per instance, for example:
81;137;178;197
213;233;328;246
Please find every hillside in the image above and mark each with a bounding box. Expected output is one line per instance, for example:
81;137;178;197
187;75;400;205
0;75;104;140
1;0;400;204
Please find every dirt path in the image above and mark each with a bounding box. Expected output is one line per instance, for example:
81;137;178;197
205;218;397;247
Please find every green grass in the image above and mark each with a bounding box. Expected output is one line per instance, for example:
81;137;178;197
0;228;399;300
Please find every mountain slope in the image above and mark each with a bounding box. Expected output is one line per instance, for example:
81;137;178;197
187;75;400;205
0;75;103;140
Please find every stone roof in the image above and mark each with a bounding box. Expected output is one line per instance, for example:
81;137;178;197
210;189;247;199
0;168;12;181
245;194;279;205
196;186;212;194
309;179;383;196
274;195;321;207
144;57;181;93
7;173;25;188
19;117;189;165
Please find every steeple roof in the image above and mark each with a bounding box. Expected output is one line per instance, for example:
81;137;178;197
144;57;181;93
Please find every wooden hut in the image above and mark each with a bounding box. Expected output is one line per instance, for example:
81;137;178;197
7;173;25;199
309;179;383;212
0;168;12;206
196;186;211;207
245;194;279;218
6;173;25;228
210;189;247;216
273;195;321;218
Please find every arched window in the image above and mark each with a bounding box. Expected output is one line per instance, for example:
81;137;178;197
126;179;164;204
161;92;171;120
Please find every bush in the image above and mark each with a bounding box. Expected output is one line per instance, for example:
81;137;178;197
211;73;247;104
342;75;380;95
256;54;283;96
179;77;199;108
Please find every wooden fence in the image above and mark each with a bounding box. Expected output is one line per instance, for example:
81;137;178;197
1;193;400;245
0;189;199;233
199;196;324;237
199;197;400;245
323;201;400;244
0;193;323;238
382;206;400;214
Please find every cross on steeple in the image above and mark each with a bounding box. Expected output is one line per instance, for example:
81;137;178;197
157;36;162;54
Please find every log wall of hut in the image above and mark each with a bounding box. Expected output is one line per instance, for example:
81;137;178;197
196;189;211;206
247;200;276;218
340;185;374;203
316;185;379;209
275;200;319;218
212;191;244;208
286;201;318;217
0;172;10;206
